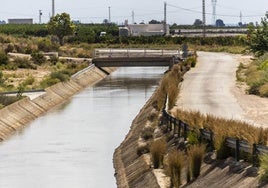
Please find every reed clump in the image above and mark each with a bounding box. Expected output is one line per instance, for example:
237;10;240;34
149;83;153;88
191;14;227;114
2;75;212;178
260;153;268;183
155;64;182;110
167;150;185;187
188;144;206;179
150;138;167;169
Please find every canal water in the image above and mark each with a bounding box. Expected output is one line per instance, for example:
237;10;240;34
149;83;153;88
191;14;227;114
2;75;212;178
0;67;166;188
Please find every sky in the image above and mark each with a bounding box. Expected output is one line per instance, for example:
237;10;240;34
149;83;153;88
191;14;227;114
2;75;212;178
0;0;267;25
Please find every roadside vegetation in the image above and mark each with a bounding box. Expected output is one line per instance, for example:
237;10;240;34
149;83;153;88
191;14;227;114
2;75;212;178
136;51;268;186
237;13;268;98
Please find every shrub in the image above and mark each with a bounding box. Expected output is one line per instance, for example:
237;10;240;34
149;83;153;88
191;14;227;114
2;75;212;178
50;71;70;82
150;138;167;169
22;75;35;87
0;51;8;66
37;38;57;52
141;126;154;140
188;144;205;179
0;94;22;106
49;55;59;64
13;57;37;69
167;150;184;188
260;83;268;97
187;130;199;145
5;44;14;53
40;77;60;88
259;153;268;183
185;55;197;68
31;51;46;65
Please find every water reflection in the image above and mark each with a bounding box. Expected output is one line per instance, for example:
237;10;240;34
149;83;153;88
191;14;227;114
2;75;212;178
0;67;166;188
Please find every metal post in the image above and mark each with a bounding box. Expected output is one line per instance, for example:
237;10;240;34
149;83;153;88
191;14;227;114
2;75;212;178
108;7;111;23
252;143;258;166
235;139;240;162
178;120;181;137
183;123;188;140
202;0;206;37
39;10;42;24
163;2;167;35
199;128;203;142
52;0;55;17
210;131;214;150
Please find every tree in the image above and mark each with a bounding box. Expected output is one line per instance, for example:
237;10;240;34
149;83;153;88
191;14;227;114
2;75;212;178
216;19;225;27
103;19;109;24
149;19;161;24
193;19;203;26
47;13;76;45
247;13;268;55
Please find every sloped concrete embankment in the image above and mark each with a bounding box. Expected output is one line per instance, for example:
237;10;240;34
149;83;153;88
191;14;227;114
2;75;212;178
0;66;116;141
113;90;160;188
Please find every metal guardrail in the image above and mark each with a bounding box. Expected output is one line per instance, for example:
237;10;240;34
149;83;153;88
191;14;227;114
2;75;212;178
71;64;95;78
94;48;182;58
161;109;268;163
0;89;45;95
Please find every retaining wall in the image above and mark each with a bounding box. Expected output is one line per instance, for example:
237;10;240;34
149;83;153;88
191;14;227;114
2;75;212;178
0;65;116;140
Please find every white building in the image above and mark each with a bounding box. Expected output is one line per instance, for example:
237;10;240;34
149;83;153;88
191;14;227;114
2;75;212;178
119;24;170;36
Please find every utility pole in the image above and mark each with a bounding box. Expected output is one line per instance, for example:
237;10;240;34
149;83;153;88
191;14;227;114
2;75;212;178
132;11;135;24
39;10;42;24
240;11;242;24
108;6;111;23
52;0;55;17
202;0;206;37
211;0;217;25
163;2;167;35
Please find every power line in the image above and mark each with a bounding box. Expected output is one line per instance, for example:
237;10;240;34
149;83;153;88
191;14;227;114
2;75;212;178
166;3;264;18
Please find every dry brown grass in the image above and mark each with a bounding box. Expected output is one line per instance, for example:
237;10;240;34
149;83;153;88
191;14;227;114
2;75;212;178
150;138;167;169
188;144;206;179
155;64;182;110
167;150;185;187
174;109;268;147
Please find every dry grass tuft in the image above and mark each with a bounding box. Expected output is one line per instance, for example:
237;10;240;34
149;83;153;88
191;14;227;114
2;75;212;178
150;138;167;169
188;144;206;179
167;150;185;187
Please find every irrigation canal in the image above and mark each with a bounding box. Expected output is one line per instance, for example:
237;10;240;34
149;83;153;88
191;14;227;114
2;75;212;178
0;67;167;188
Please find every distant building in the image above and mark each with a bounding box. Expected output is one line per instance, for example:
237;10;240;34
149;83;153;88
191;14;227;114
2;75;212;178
119;27;130;36
8;19;33;24
119;24;169;37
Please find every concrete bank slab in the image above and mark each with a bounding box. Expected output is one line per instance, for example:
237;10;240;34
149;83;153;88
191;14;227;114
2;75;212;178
0;65;115;141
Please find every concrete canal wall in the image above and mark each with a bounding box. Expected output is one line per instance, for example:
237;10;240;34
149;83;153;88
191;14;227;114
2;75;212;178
0;65;116;140
113;86;161;188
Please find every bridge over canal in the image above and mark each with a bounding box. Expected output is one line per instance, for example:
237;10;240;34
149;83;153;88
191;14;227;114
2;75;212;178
92;49;183;68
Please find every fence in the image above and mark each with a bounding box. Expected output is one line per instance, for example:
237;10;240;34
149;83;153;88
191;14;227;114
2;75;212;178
161;109;268;164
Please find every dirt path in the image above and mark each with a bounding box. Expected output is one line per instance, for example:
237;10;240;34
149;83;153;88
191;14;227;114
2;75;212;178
176;51;268;128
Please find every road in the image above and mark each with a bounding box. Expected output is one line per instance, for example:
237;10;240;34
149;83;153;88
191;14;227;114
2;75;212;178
176;51;268;127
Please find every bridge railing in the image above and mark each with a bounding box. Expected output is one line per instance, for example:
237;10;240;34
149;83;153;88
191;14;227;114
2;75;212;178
94;48;181;58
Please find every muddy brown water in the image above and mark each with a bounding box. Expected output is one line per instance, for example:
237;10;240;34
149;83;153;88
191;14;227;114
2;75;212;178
0;67;166;188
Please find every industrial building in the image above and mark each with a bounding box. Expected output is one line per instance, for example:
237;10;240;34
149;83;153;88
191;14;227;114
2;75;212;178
119;23;170;37
8;19;33;24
